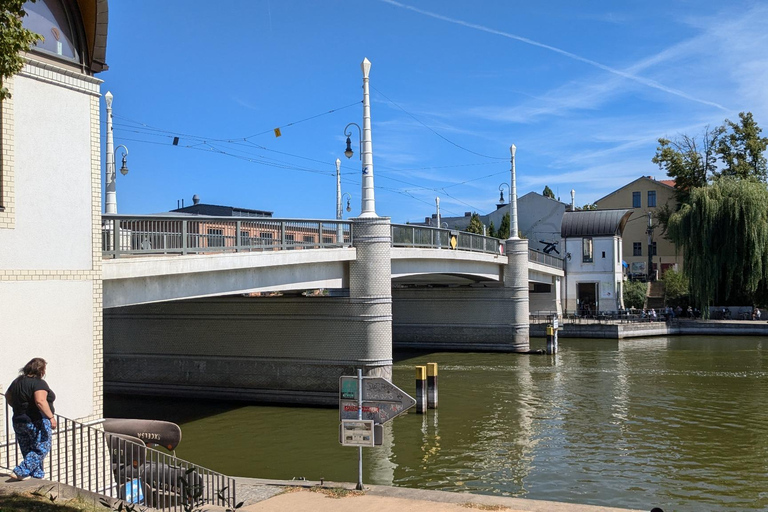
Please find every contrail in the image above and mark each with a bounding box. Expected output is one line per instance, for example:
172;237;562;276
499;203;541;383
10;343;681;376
379;0;728;111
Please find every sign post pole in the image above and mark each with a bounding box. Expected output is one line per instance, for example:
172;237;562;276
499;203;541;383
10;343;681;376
356;368;363;490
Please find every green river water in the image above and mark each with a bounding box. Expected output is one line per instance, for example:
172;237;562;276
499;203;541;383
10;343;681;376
105;336;768;511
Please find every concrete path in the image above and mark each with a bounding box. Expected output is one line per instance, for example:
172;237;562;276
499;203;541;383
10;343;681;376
0;472;649;512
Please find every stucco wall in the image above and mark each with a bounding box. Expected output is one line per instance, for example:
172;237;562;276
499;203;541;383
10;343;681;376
563;236;623;312
0;60;103;423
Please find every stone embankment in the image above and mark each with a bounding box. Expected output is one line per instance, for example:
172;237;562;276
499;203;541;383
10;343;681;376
530;319;768;339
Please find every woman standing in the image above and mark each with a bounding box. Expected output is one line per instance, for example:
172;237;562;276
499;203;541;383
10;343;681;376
5;358;57;480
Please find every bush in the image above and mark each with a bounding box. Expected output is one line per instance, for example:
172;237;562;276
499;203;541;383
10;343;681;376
623;280;647;309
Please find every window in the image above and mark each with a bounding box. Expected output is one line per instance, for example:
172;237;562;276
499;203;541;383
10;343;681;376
322;236;334;244
633;243;642;256
22;0;82;64
259;232;274;247
240;230;251;246
632;191;641;208
601;251;606;259
207;228;224;247
648;190;657;207
286;233;295;250
652;241;657;256
582;237;593;263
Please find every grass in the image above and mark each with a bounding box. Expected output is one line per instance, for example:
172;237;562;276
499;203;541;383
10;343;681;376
282;486;366;499
0;489;106;512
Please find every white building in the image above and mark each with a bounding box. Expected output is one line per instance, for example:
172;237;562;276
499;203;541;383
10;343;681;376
1;0;109;423
561;209;632;314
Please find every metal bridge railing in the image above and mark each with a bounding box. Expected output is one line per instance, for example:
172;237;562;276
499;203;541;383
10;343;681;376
528;249;565;269
102;215;353;259
2;394;237;511
391;224;501;254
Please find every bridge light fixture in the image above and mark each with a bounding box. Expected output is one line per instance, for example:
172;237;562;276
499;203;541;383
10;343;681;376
343;123;361;160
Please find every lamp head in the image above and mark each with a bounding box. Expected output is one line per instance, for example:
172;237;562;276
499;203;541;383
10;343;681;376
119;154;129;176
510;144;516;158
499;190;505;203
344;136;354;159
346;198;351;212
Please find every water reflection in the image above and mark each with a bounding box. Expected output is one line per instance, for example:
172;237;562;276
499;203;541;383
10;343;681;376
106;336;768;511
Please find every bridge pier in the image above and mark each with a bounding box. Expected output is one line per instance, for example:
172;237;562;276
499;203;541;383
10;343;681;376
392;238;530;352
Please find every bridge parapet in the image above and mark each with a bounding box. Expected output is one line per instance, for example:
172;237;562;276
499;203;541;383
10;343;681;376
102;215;353;258
391;223;501;254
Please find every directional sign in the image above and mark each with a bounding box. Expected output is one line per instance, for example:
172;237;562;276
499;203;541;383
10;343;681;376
339;376;416;424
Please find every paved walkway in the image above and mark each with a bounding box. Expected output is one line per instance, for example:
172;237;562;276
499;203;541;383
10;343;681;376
0;472;649;512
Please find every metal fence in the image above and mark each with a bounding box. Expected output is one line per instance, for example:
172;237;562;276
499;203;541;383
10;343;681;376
102;215;353;258
1;395;237;511
528;249;565;269
390;224;501;254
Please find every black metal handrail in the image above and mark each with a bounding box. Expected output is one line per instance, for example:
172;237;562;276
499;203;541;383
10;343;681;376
1;394;236;511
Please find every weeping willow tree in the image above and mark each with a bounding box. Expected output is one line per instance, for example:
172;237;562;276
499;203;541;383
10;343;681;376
668;178;768;316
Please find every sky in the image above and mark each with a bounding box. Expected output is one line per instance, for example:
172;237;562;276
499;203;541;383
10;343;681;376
99;0;768;223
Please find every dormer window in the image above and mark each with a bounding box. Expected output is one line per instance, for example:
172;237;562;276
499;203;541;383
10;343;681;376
22;0;82;64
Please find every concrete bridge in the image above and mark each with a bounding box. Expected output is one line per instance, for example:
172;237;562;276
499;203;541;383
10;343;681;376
101;214;563;404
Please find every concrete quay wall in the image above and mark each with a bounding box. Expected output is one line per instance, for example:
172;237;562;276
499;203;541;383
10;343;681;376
530;319;768;339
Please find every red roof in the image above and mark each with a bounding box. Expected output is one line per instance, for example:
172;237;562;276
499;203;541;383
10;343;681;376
658;179;675;188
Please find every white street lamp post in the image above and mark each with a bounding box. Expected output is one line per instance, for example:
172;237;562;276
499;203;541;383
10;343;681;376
435;196;441;228
336;158;342;221
104;91;129;214
508;144;519;240
105;91;116;213
359;58;376;218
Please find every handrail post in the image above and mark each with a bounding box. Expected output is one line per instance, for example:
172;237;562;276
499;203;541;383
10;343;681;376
236;221;242;252
281;221;286;249
112;218;120;259
182;220;188;255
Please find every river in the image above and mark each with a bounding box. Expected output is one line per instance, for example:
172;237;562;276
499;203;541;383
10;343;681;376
105;335;768;511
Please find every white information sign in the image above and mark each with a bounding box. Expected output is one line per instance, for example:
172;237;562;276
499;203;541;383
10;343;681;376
340;419;375;447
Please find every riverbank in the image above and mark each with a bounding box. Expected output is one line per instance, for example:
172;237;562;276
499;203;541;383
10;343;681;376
530;318;768;339
0;473;648;511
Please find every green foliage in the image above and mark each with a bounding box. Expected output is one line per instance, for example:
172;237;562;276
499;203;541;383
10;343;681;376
0;0;43;100
487;221;496;238
542;185;555;198
667;178;768;316
661;268;688;303
653;126;722;204
623;280;647;309
495;212;510;239
464;212;484;234
580;203;597;211
716;112;768;181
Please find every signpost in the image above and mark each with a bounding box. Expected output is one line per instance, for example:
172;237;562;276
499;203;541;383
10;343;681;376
339;372;416;490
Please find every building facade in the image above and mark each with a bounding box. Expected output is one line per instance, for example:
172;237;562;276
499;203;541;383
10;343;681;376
594;176;681;279
0;0;108;423
561;209;632;314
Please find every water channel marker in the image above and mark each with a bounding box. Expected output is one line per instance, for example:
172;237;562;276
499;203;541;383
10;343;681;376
339;371;417;489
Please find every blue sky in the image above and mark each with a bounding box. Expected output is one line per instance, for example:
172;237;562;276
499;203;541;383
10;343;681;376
101;1;768;222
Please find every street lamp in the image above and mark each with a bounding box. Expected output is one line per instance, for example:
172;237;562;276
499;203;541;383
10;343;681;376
104;91;130;214
344;123;361;160
335;158;352;243
498;183;509;205
435;197;441;228
508;144;519;240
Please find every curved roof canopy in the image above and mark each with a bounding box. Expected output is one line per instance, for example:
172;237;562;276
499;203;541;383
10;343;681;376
561;209;632;238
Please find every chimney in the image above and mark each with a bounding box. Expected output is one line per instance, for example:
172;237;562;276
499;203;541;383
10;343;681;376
570;189;575;211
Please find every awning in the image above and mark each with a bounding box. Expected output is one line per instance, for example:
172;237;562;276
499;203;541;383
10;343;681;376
622;260;629;268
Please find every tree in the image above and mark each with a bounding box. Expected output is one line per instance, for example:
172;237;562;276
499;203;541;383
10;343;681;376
667;178;768;315
716;112;768;181
0;0;42;100
542;186;555;199
495;212;510;239
487;221;496;238
464;212;484;234
652;126;723;204
623;280;646;309
661;268;688;305
580;203;597;211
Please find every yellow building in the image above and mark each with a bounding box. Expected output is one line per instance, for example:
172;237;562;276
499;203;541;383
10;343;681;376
594;176;682;279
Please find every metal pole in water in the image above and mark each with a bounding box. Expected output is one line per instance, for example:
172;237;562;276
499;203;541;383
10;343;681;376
427;363;438;409
356;368;363;490
416;366;427;413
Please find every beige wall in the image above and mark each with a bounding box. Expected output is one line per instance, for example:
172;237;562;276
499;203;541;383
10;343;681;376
595;177;682;277
0;59;103;423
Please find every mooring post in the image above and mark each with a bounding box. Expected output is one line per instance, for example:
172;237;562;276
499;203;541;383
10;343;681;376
427;363;438;409
416;366;427;414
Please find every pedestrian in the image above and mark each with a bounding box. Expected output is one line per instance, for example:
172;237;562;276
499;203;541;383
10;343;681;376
5;358;57;480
